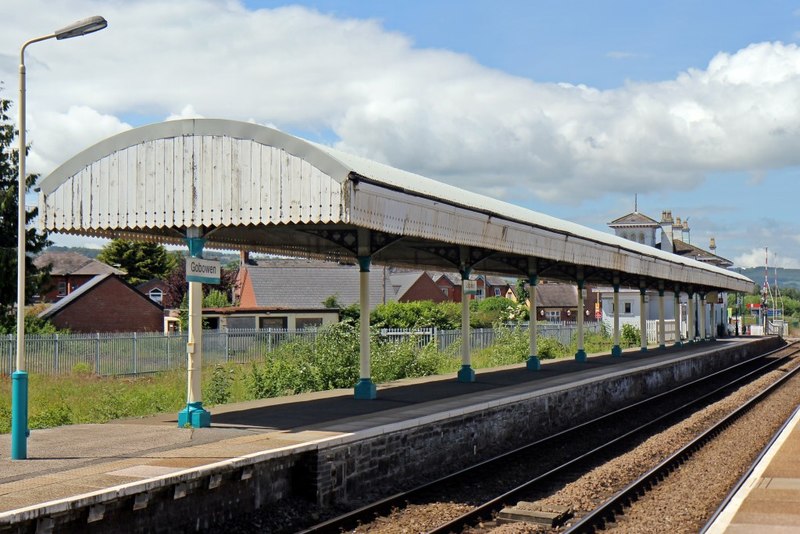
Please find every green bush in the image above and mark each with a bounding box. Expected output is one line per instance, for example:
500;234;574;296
30;403;73;429
621;324;641;347
537;336;568;359
206;364;235;405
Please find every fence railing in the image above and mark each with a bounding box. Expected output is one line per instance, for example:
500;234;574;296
1;321;602;378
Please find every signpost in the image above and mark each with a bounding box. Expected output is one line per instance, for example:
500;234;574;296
185;257;220;284
463;280;478;295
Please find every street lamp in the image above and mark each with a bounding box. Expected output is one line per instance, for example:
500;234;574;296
13;16;108;461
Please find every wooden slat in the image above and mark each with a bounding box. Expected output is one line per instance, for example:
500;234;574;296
163;138;174;227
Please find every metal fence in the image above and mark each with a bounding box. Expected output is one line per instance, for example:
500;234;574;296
1;321;602;378
379;321;603;350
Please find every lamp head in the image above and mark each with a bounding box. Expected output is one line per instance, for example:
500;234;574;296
55;16;107;40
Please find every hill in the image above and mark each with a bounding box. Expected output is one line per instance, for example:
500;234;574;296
43;246;240;268
731;267;800;291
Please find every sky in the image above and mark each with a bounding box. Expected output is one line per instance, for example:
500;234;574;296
2;0;800;270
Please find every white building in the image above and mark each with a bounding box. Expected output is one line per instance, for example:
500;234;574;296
601;208;734;342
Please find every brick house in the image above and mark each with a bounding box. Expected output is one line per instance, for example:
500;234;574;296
33;251;124;303
136;279;169;306
391;272;449;303
513;281;599;322
38;274;164;333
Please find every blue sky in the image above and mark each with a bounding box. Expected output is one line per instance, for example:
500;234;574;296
3;1;800;269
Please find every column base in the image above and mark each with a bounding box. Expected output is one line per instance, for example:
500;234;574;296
659;343;666;349
640;346;648;353
354;378;377;399
526;356;541;371
178;401;211;428
611;345;622;357
11;371;30;460
575;349;587;362
457;364;476;382
673;341;683;347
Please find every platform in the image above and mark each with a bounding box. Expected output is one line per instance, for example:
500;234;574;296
705;402;800;533
0;337;772;531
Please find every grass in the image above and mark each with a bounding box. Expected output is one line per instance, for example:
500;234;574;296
1;323;620;433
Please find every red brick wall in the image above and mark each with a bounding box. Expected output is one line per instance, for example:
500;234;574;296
49;277;163;333
39;274;95;303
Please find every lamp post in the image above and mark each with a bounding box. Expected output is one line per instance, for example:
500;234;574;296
13;16;107;460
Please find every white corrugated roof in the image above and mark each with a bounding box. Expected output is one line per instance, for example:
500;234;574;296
37;119;752;293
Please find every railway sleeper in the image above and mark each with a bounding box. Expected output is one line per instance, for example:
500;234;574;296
496;502;573;527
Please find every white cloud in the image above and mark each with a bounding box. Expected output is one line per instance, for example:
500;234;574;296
2;1;800;207
734;248;800;269
26;106;131;175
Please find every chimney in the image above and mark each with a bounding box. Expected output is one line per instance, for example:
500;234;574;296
709;237;716;252
239;250;250;266
660;210;674;253
682;220;690;244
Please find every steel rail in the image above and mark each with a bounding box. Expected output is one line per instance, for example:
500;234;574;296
299;342;793;534
699;403;800;533
565;346;800;533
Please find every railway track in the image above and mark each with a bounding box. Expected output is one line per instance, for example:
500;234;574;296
564;343;800;533
298;342;798;534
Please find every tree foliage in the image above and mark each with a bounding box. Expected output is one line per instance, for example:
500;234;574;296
96;239;176;286
0;96;51;331
162;254;238;309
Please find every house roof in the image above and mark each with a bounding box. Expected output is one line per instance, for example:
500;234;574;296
535;283;578;308
243;259;396;310
660;239;734;268
136;279;168;294
390;272;427;300
38;273;163;320
608;211;660;227
33;251;124;276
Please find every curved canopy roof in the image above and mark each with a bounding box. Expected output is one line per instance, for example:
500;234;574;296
38;119;752;293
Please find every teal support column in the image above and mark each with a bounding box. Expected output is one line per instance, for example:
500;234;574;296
673;289;682;347
354;253;377;399
639;286;648;352
526;270;540;370
611;281;622;357
458;259;476;382
178;228;211;428
11;371;29;460
575;276;587;362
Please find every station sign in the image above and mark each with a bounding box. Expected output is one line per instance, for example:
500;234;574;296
186;257;221;284
463;280;478;295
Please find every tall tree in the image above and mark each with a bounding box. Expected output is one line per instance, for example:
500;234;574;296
96;239;175;286
0;96;51;331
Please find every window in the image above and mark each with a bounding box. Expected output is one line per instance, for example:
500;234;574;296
545;310;561;322
624;302;632;314
259;317;287;330
475;288;484;299
494;288;501;297
296;317;323;330
441;287;449;297
148;288;163;304
57;281;67;297
227;316;256;329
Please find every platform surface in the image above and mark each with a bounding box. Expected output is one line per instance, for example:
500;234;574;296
0;338;757;518
706;401;800;533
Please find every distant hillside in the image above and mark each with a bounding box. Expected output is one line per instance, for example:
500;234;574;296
44;246;101;259
43;246;240;268
731;267;800;291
